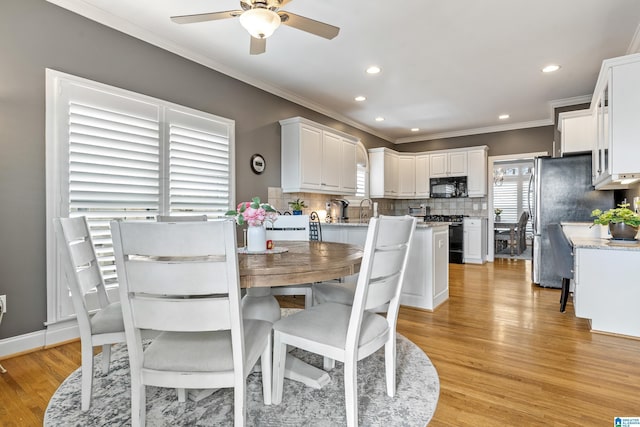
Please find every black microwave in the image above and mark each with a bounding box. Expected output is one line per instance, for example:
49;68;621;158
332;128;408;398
430;176;468;198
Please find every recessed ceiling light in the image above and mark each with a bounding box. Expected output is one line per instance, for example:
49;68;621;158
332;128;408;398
375;116;384;122
411;128;420;132
354;96;366;102
366;66;381;74
542;64;561;73
498;114;510;120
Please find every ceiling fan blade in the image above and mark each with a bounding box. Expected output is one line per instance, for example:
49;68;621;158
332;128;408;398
277;0;294;7
170;10;241;25
279;12;340;40
250;37;267;55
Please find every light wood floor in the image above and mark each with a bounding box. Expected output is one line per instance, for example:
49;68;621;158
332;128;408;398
2;259;639;426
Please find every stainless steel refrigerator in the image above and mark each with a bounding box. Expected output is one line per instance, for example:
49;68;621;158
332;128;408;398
531;154;614;288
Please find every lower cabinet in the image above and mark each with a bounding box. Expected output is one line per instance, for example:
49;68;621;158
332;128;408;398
463;217;487;264
322;224;449;310
574;247;640;338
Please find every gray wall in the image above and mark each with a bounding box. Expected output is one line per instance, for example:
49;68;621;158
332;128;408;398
0;0;553;340
397;125;554;156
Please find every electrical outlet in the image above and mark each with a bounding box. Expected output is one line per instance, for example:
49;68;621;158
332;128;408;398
0;295;5;314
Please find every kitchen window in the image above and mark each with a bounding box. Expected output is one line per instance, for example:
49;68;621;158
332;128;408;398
45;69;235;324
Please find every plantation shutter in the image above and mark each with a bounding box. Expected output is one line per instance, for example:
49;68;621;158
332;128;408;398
167;109;231;217
47;70;234;323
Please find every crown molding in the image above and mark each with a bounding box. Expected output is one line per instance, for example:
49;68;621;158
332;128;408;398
46;0;394;143
394;119;552;144
547;95;593;122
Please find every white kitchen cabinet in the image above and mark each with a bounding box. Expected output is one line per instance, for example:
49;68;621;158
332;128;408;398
415;154;430;198
369;148;399;198
558;110;595;156
430;151;467;178
401;225;449;310
466;147;488;197
463;217;487;264
573;245;640;338
398;155;416;197
280;117;359;195
322;223;450;311
591;53;640;189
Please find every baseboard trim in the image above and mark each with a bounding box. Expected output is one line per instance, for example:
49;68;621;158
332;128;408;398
0;320;79;359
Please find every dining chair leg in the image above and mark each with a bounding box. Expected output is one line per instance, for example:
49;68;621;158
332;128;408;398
80;341;94;411
260;334;272;405
177;388;186;402
384;338;396;397
130;375;145;427
101;344;112;374
233;380;246;427
560;277;570;313
344;358;358;427
271;333;287;405
323;356;336;371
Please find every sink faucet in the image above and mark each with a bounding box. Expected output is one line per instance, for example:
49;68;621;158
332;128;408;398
359;198;373;223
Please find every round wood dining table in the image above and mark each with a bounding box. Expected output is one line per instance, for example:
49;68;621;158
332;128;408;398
238;240;363;389
238;240;363;288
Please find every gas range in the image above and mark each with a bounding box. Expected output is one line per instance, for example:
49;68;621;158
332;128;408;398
424;214;465;224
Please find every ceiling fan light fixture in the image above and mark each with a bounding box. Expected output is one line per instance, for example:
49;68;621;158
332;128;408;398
239;8;281;39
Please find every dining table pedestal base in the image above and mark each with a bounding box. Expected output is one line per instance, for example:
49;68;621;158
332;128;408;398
242;287;331;389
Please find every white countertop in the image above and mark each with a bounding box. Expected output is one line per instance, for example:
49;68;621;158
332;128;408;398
570;236;640;251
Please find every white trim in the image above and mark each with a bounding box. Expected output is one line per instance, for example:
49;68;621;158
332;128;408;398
548;95;594;121
0;322;80;359
394;119;552;144
487;151;547;262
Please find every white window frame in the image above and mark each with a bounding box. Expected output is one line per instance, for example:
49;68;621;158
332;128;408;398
346;141;370;203
45;69;235;325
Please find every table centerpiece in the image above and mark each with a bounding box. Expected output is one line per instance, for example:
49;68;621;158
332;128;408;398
226;197;278;252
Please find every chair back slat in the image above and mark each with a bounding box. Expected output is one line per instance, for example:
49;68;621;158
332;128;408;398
266;215;310;241
130;296;232;332
69;239;98;269
115;221;230;257
124;259;230;295
75;263;105;296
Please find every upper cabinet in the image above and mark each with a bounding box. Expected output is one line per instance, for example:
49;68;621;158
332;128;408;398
558;109;595;156
280;117;359;195
430;151;467;177
590;53;640;190
369;146;487;199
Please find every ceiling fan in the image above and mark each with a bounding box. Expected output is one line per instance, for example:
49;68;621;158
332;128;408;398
170;0;340;55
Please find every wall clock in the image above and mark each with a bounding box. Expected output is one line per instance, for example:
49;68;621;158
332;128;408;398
250;154;266;174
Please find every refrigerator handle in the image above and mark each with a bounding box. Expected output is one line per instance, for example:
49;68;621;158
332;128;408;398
528;173;535;234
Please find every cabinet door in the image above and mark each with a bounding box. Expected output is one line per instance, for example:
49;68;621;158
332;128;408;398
321;131;342;190
429;153;447;177
463;218;483;263
398;155;416;197
432;228;449;302
467;149;487;197
384;152;399;196
448;151;468;176
300;125;323;189
340;140;357;193
560;112;595;155
415;155;430;197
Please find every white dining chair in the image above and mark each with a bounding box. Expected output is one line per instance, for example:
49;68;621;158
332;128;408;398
266;215;314;308
54;216;126;412
271;215;416;427
111;219;272;427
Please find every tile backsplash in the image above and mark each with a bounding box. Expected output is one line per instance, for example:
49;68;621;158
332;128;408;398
268;187;489;220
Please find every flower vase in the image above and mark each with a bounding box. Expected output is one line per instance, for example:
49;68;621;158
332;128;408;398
247;224;267;252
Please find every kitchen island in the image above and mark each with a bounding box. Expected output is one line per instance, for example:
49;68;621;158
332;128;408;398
571;236;640;338
322;222;449;311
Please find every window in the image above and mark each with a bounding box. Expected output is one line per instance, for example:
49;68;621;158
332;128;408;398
493;160;533;237
46;70;235;323
351;141;369;200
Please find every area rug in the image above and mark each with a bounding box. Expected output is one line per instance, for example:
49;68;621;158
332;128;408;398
45;311;439;426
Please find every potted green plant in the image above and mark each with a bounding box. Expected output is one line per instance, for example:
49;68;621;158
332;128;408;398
591;203;640;240
288;198;307;215
494;208;503;221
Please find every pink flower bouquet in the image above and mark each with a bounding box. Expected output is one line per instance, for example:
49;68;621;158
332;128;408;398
226;197;278;226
